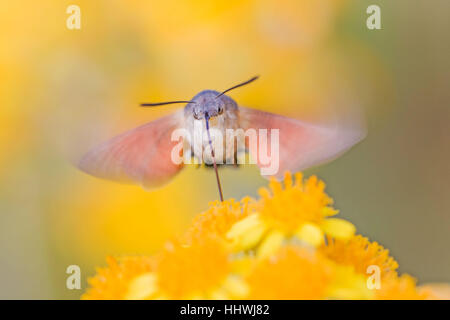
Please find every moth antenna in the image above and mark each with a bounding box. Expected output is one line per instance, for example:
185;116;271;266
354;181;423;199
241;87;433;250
205;114;224;202
216;75;259;98
140;101;195;107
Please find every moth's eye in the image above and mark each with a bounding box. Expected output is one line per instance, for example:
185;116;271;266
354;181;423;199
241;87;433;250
218;106;224;114
193;108;201;119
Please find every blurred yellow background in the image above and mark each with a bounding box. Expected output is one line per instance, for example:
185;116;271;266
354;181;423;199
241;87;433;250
0;0;449;299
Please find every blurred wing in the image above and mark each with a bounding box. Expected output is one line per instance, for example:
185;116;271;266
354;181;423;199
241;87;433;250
78;111;184;189
239;106;366;179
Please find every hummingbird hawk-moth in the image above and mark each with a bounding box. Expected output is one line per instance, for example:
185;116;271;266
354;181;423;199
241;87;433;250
78;76;365;201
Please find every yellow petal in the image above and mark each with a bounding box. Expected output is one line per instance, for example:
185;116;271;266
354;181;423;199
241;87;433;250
321;218;356;240
125;273;157;300
322;207;339;217
326;266;374;300
226;214;259;238
223;275;249;298
209;289;229;300
257;229;285;259
230;256;255;275
226;214;266;251
295;223;324;247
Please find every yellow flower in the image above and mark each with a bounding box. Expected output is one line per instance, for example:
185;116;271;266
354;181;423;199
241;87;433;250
82;256;156;300
376;274;433;300
186;197;255;240
245;245;374;300
321;235;399;278
321;235;433;299
83;172;443;300
133;237;249;300
246;245;333;299
226;173;355;257
326;265;374;300
155;237;242;299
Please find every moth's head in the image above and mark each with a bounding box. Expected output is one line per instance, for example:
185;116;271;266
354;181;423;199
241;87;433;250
191;90;226;120
140;76;258;121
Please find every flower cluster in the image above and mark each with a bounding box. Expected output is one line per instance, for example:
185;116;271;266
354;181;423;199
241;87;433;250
83;173;435;300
